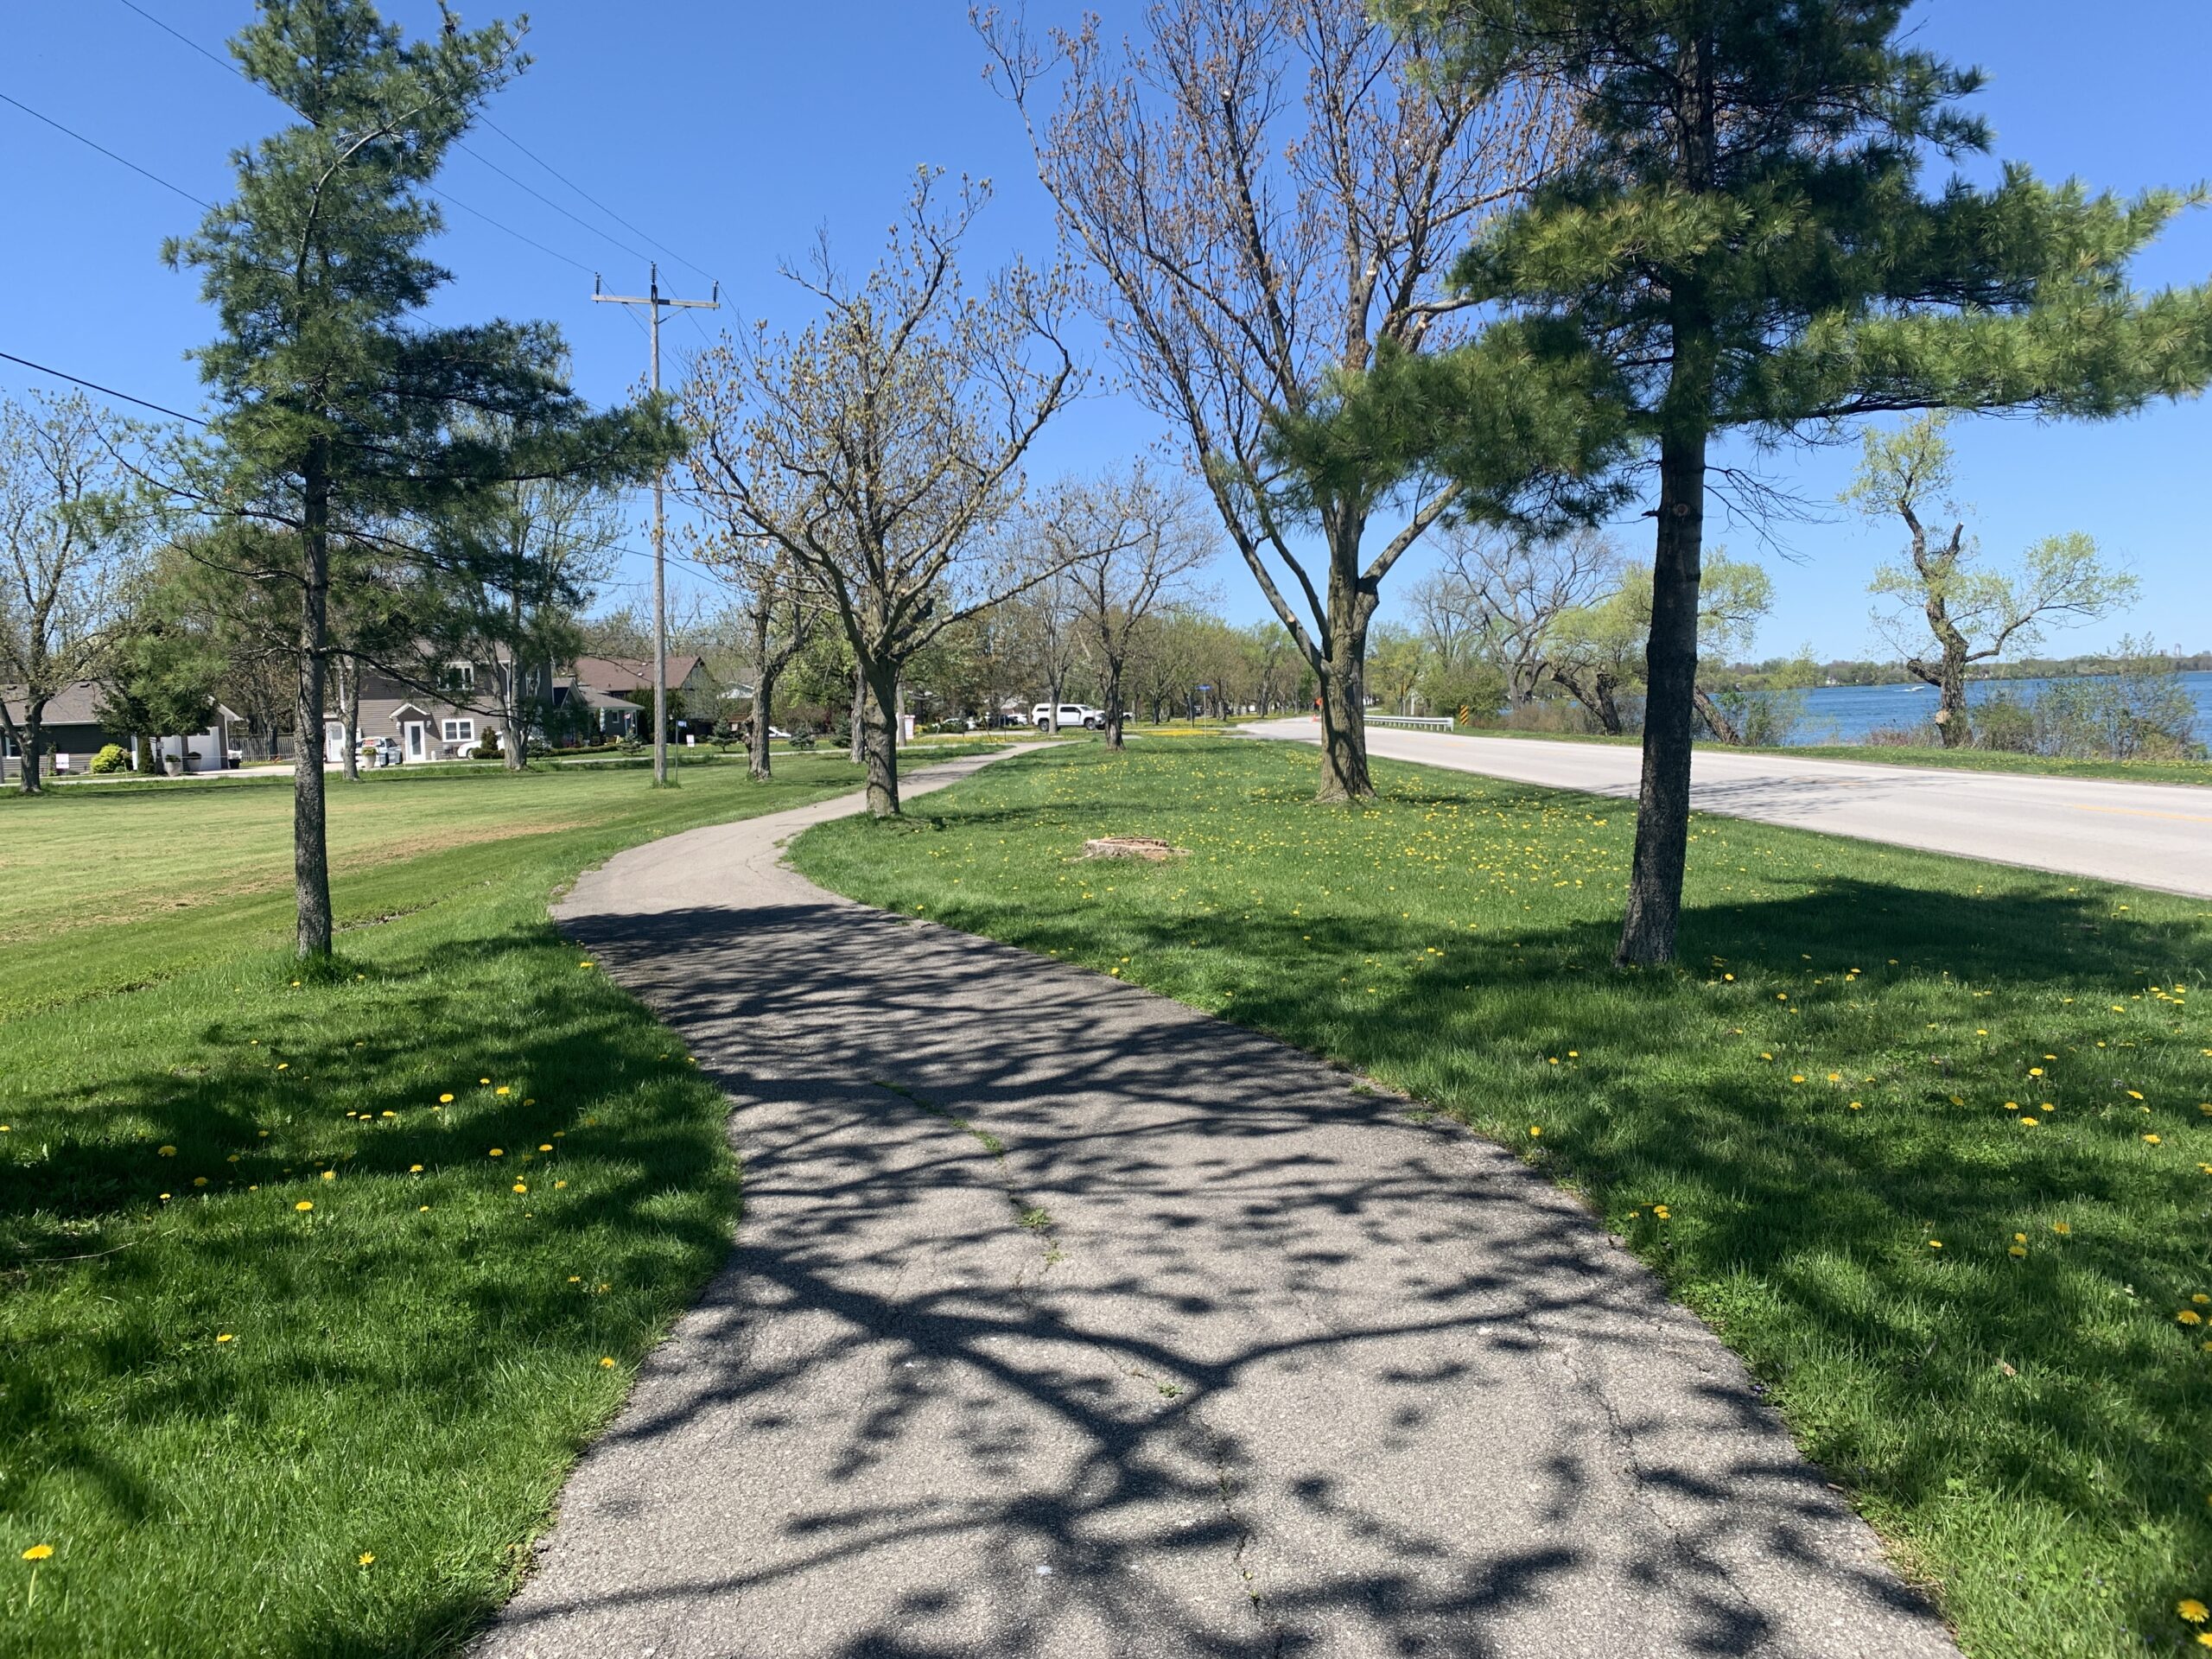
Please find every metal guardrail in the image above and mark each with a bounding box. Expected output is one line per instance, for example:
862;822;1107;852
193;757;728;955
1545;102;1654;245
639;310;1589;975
1368;715;1455;731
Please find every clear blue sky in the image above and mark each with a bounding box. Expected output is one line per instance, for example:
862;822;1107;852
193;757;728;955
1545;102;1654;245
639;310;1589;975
5;1;2207;659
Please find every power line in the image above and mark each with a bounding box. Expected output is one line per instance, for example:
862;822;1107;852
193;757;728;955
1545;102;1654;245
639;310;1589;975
111;0;715;296
0;350;207;423
0;89;213;209
452;138;654;270
480;115;719;288
109;0;609;279
423;186;597;275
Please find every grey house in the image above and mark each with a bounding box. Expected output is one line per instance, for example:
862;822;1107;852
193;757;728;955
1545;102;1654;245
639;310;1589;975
2;682;239;781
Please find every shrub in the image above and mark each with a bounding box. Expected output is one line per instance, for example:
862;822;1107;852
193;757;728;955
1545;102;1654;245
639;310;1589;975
89;743;129;774
470;729;504;760
614;734;645;756
1969;693;2037;752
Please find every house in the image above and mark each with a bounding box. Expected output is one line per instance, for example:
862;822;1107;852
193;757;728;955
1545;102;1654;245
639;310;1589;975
571;655;718;735
2;682;239;781
322;657;541;765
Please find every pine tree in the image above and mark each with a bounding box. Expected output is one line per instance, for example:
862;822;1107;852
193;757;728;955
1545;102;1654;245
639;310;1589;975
165;0;676;957
1376;0;2212;963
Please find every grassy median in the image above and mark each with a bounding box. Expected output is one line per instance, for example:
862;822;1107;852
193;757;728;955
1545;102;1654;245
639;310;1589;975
0;756;877;1657
791;737;2212;1659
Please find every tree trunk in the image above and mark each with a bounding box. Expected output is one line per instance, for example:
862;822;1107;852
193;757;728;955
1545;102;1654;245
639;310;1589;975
1693;686;1741;746
294;461;335;959
1315;588;1375;803
3;701;42;795
340;655;363;782
503;589;527;772
748;597;775;780
849;660;864;764
750;668;779;780
1103;657;1127;749
861;660;900;817
1935;641;1969;746
132;729;159;776
1617;423;1707;967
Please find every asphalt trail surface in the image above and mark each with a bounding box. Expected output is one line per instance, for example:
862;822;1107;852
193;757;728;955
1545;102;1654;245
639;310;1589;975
474;748;1955;1659
1247;717;2212;899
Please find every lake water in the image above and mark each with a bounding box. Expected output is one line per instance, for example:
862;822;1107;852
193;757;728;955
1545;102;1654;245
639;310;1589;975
1783;671;2212;747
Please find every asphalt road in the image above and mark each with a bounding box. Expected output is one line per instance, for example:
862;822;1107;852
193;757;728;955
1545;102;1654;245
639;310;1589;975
471;748;1954;1659
1247;717;2212;898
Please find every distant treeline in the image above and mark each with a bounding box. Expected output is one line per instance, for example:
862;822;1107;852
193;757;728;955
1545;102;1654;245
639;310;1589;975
1719;648;2210;690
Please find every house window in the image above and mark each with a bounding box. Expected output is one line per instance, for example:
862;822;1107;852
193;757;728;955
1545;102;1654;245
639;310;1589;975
442;719;475;743
445;662;475;691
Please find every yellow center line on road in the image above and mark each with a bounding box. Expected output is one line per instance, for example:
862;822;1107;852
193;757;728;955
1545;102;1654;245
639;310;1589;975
2065;803;2212;823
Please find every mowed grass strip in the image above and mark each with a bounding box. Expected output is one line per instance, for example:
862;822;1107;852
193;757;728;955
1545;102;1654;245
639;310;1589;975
0;755;876;1657
789;738;2212;1659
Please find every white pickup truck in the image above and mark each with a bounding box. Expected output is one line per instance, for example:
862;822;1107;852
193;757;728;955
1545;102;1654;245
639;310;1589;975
1031;702;1105;731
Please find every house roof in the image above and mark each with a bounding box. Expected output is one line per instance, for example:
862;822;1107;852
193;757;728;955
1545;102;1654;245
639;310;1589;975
3;683;238;729
573;654;705;693
575;685;645;713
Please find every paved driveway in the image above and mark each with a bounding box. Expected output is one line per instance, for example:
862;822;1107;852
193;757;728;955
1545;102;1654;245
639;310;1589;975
1246;718;2212;897
473;749;1955;1659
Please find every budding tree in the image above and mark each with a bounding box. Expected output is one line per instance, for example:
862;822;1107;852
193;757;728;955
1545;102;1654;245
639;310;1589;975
683;171;1080;815
0;391;144;793
1847;414;2134;745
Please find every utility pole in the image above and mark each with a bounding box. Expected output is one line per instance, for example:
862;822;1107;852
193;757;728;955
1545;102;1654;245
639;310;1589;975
594;264;718;786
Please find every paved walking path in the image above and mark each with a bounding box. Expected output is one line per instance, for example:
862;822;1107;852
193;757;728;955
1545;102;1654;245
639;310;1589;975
474;750;1955;1659
1247;717;2212;898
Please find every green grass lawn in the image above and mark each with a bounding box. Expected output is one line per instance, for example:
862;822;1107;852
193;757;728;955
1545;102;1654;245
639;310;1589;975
790;739;2212;1659
0;754;881;1656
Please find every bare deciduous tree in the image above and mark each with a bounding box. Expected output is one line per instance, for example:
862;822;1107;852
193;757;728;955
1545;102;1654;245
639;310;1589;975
0;392;144;793
980;0;1570;799
1054;464;1214;747
683;171;1081;816
1424;524;1623;709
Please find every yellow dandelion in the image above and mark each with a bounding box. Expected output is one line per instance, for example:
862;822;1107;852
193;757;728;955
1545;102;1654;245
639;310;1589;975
157;1145;176;1157
2008;1245;2026;1258
599;1356;616;1368
488;1147;504;1157
409;1164;423;1173
2053;1221;2071;1236
22;1545;53;1561
2182;1599;2210;1625
358;1553;374;1567
216;1333;233;1343
1529;1125;1541;1137
295;1200;314;1212
1928;1241;1942;1250
538;1144;552;1152
2145;1134;2164;1145
480;1077;491;1085
321;1169;335;1180
438;1093;454;1103
554;1179;567;1189
512;1182;528;1193
2180;1310;2204;1326
1652;1205;1671;1220
495;1086;511;1096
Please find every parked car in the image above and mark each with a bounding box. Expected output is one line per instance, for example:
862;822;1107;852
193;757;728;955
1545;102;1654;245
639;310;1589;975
358;736;403;767
1031;702;1103;730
